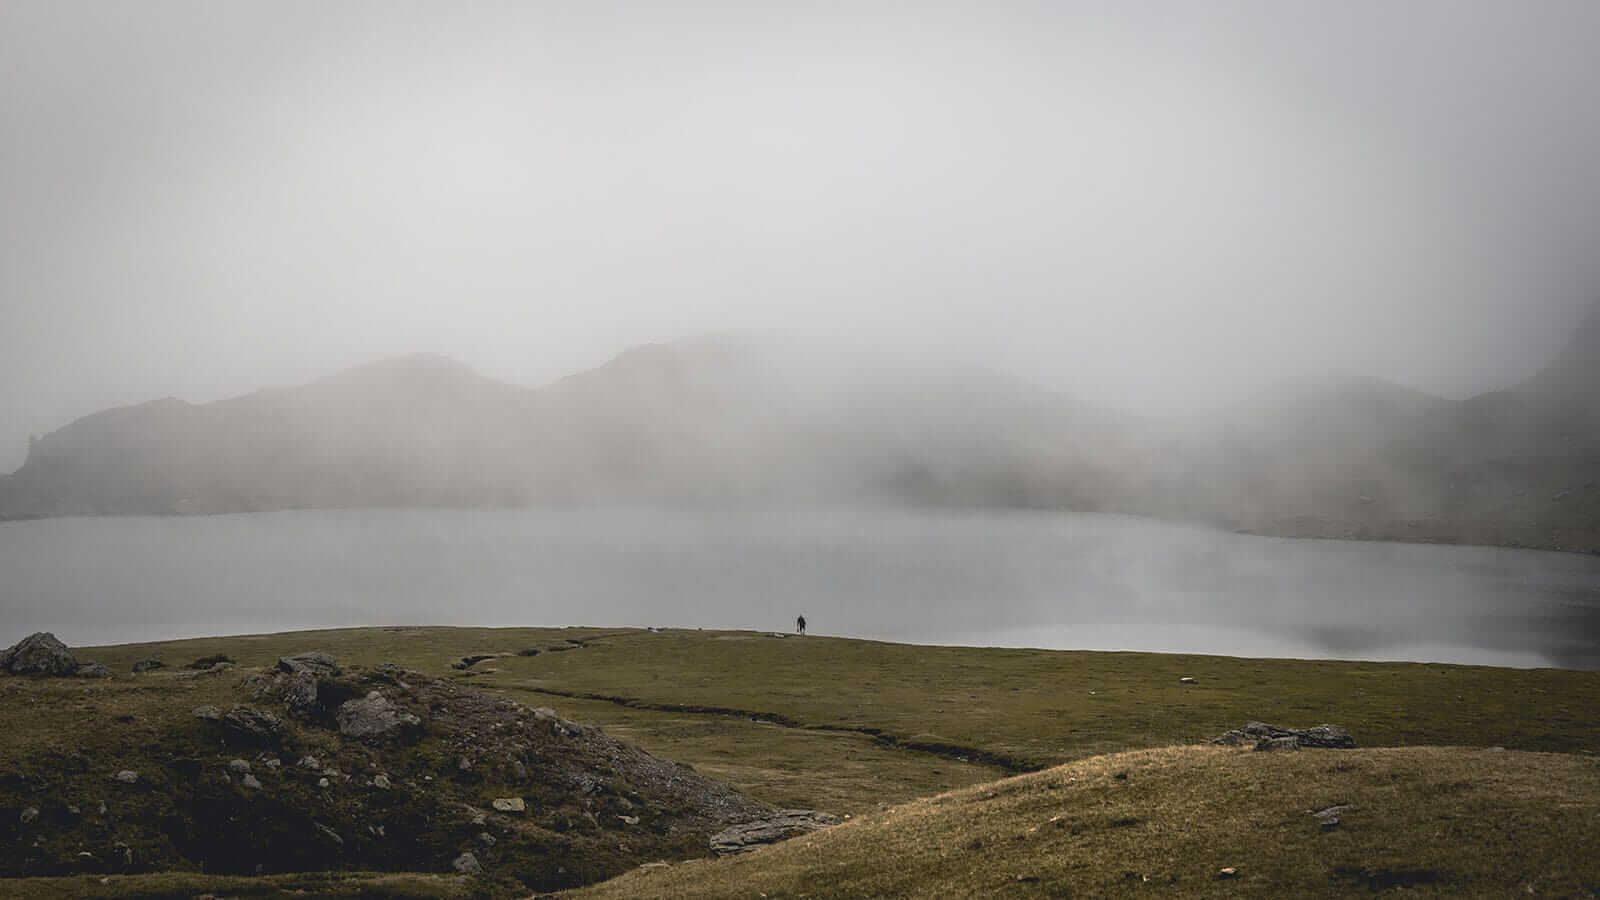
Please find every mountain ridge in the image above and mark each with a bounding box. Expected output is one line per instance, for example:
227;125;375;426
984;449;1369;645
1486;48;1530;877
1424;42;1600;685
2;319;1596;551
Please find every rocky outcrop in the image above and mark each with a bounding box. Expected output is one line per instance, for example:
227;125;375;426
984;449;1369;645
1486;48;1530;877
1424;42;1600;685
336;691;423;742
131;659;165;672
0;632;80;676
1211;722;1356;751
709;810;842;854
277;652;339;678
217;705;287;748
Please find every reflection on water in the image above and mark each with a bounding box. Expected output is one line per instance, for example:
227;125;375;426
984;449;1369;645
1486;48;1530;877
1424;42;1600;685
2;508;1597;669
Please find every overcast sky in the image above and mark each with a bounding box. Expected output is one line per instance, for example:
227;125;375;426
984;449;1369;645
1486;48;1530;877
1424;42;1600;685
3;0;1598;470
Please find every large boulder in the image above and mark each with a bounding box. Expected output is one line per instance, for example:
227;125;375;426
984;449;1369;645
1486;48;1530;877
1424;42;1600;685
336;691;422;741
219;705;287;747
0;632;80;676
709;810;841;854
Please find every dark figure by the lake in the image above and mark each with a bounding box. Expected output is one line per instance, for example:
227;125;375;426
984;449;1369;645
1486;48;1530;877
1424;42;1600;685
796;615;806;635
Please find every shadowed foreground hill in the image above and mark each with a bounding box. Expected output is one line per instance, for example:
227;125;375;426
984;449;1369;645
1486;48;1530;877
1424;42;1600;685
575;745;1600;898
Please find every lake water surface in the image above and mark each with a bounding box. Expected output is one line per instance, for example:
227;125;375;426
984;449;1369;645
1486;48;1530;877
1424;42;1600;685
3;508;1597;669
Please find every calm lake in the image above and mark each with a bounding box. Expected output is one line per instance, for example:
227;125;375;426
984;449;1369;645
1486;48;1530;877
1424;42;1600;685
3;508;1597;669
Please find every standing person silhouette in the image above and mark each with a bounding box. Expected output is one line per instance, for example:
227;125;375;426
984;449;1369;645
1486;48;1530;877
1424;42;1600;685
796;615;807;635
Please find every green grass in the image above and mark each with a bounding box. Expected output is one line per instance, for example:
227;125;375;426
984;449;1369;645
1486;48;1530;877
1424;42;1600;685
573;745;1600;898
3;626;1597;896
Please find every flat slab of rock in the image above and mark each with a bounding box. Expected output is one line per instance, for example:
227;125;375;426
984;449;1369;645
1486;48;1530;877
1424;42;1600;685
1211;721;1355;751
491;797;526;814
1;632;79;676
73;661;112;678
336;691;422;741
710;810;842;854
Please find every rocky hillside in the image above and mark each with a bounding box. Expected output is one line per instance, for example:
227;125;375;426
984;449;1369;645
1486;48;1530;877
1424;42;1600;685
0;634;821;894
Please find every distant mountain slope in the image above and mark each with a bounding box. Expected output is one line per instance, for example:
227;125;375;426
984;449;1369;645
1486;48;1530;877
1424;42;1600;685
2;312;1596;552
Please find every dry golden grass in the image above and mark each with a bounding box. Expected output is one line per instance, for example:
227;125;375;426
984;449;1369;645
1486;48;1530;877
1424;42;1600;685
574;745;1600;898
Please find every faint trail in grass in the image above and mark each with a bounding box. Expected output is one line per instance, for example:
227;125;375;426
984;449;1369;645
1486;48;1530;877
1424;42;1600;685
510;683;1042;773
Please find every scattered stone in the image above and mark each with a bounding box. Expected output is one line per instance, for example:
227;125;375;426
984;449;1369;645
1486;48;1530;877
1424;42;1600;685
192;705;222;721
241;773;263;790
452;851;483;875
372;774;392;790
19;806;39;824
1179;676;1197;684
1485;746;1506;753
478;832;496;846
298;756;321;769
219;706;286;747
314;823;343;846
1217;867;1238;879
265;758;281;769
228;759;252;773
336;691;422;741
318;777;331;789
451;653;503;670
709;810;842;854
618;814;640;825
74;661;112;678
0;632;80;676
186;653;234;669
114;770;138;784
491;797;526;814
131;659;165;673
178;661;234;679
1311;804;1356;829
1211;722;1356;750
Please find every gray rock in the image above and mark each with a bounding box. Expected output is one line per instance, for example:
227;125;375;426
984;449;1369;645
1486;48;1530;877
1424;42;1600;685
478;832;497;846
1211;721;1355;750
372;774;392;790
336;691;422;741
19;806;38;824
1179;676;1197;684
228;759;252;773
298;756;320;769
73;661;112;678
192;705;222;721
131;659;165;673
452;851;483;875
220;706;286;747
114;770;138;784
241;773;263;790
1311;804;1356;829
709;810;842;854
0;632;79;676
276;652;340;678
265;758;281;769
186;654;234;670
491;797;525;813
317;777;331;789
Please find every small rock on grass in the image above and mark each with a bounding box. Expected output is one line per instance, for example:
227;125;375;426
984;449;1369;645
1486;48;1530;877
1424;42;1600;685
452;851;483;875
241;774;262;790
19;807;39;824
114;770;138;784
491;797;525;813
1216;867;1238;879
